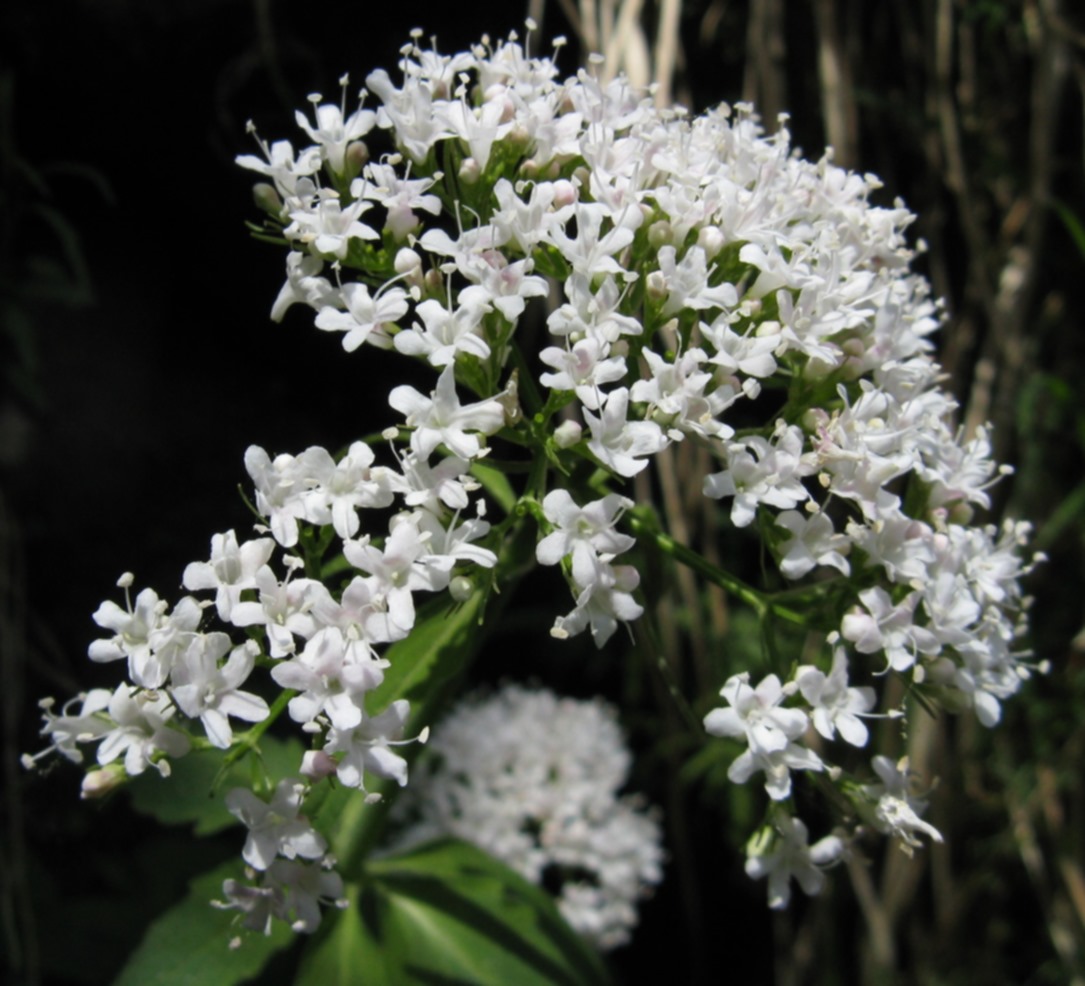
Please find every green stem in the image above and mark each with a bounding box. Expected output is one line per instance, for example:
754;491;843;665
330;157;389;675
626;512;769;616
627;513;808;626
213;688;296;791
507;338;545;419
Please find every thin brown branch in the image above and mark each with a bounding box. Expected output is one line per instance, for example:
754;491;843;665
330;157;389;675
812;0;859;166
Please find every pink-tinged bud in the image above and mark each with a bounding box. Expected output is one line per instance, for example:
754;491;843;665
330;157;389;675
551;179;577;208
300;750;338;780
422;268;443;296
553;420;583;448
345;140;369;177
81;765;126;799
458;158;481;185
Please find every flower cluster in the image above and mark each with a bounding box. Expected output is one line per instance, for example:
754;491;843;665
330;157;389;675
214;779;347;937
26;22;1042;942
391;685;663;950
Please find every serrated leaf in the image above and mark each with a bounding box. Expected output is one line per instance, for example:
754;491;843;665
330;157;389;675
111;860;296;986
295;839;610;986
127;734;304;835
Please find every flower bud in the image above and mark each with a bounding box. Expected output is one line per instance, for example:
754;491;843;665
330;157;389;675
344;140;369;177
697;225;726;258
81;764;126;799
552;179;577;208
422;268;444;296
394;247;423;276
300;750;338;780
458;158;481;185
252;183;283;217
553;419;583;448
648;221;672;248
947;501;974;525
449;575;474;602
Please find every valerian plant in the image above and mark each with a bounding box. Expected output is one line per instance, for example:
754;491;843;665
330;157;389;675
24;23;1044;982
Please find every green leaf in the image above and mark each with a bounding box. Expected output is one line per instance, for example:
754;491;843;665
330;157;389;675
367;589;488;713
111;860;296;986
295;839;610;986
470;458;519;515
127;734;305;835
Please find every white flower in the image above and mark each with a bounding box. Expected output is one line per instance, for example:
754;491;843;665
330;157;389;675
551;561;644;647
535;490;635;587
388;365;506;462
704;672;823;800
314;282;407;353
655;245;739;317
22;690;113;770
271;625;387;730
169;636;269;749
795;649;875;746
285;193;379;258
774;510;850;580
228;564;320;657
353;163;442;240
629;347;738;441
323;700;417;796
745;816;844;909
225;779;327;871
703;426;813;528
393;288;492;367
344;518;454;634
244;446;310;548
584;388;668;478
182;531;275;622
863;755;943;853
841;587;940;673
270;251;336;322
95;684;190;778
88;584;202;690
539;337;626;411
300;441;395;540
266;858;348;933
294;88;376;175
704;672;807;755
